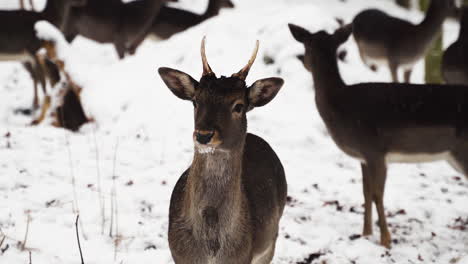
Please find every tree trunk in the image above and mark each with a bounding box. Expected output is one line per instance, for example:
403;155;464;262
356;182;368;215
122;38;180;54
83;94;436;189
420;0;444;84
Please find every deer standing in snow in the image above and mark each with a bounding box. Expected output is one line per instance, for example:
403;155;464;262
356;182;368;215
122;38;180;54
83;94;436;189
290;23;468;248
352;0;455;82
158;37;287;263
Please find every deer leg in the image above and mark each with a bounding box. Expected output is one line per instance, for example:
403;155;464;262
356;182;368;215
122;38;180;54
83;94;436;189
29;0;35;11
33;55;47;96
23;61;39;110
114;35;126;59
389;62;399;83
449;147;468;178
361;162;373;236
19;0;24;9
367;157;391;248
403;69;413;83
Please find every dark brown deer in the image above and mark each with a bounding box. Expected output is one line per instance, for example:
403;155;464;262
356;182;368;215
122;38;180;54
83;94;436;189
0;0;85;110
63;0;175;59
148;0;234;41
442;7;468;85
158;38;287;263
352;0;455;82
289;23;468;248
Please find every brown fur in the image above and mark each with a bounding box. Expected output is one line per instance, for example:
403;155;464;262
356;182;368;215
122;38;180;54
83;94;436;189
63;0;174;59
148;0;234;41
289;23;468;248
158;40;287;263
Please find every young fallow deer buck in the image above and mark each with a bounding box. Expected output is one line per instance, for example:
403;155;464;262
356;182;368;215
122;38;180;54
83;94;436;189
442;7;468;85
352;0;455;82
148;0;234;40
289;23;468;248
0;0;85;110
63;0;176;59
158;38;287;264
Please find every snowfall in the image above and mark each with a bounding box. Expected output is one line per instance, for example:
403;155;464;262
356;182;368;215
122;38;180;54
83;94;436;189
0;0;467;263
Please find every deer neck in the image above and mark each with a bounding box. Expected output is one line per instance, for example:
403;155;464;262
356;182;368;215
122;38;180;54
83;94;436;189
42;0;68;28
416;1;447;43
309;49;345;98
186;143;246;252
202;0;223;19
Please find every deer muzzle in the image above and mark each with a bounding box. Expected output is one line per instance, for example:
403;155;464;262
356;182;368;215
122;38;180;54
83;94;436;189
194;130;215;145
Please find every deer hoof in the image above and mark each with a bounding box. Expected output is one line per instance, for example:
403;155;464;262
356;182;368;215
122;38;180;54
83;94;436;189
380;232;392;249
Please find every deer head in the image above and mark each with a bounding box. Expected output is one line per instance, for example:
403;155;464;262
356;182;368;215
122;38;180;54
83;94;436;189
158;37;283;153
289;23;352;72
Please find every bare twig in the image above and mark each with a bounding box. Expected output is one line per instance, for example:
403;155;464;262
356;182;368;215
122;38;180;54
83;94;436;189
111;138;120;260
92;125;105;235
0;234;5;249
21;212;31;251
64;127;87;240
75;215;85;264
29;251;32;264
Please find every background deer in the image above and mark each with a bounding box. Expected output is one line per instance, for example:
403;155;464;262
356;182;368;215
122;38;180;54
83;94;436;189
0;0;85;110
289;23;468;248
352;0;454;82
63;0;175;59
442;7;468;85
158;38;287;263
32;39;88;131
148;0;234;41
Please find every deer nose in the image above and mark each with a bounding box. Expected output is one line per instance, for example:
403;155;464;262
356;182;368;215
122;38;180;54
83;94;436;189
195;130;215;144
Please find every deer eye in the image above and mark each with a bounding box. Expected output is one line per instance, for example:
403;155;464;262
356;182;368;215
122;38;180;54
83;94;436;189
233;103;244;113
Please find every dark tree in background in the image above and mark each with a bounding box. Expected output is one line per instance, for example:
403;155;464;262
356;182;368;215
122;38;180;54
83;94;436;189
420;0;443;84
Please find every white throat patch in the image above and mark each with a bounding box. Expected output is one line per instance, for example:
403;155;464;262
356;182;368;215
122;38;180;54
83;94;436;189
196;145;216;154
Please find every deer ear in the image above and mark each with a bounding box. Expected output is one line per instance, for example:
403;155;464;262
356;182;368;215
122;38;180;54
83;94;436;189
248;77;284;109
158;67;199;101
288;24;311;43
332;24;352;46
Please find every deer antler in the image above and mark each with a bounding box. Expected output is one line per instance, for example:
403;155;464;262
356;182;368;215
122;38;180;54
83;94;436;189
201;36;215;77
232;40;259;81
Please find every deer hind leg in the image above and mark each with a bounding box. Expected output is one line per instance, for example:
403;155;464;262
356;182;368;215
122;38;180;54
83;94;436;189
365;157;391;248
29;0;35;11
389;61;399;83
361;162;373;236
23;61;39;110
449;147;468;179
403;68;413;83
33;54;47;95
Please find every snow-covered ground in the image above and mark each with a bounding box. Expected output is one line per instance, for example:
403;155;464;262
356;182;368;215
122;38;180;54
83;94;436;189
1;0;467;263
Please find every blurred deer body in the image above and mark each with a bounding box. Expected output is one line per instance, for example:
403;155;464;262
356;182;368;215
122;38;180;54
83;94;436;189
289;23;468;249
63;0;174;58
158;38;287;264
32;41;88;131
149;0;234;40
0;0;84;109
442;8;468;85
353;0;454;82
